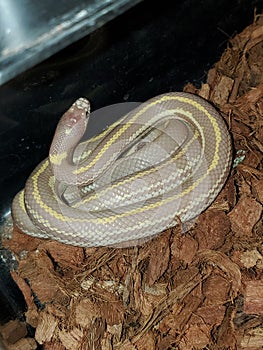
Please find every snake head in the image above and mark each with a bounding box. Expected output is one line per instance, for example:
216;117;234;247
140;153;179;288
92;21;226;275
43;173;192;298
63;98;90;129
49;98;90;167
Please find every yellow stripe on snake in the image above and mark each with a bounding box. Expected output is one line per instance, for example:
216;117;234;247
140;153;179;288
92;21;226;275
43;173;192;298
11;92;232;247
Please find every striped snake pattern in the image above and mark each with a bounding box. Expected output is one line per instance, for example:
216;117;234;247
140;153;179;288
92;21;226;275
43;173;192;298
12;92;232;247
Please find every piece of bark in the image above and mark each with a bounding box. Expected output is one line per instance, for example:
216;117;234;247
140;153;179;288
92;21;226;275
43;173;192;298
0;320;27;344
252;178;263;205
211;75;234;105
240;326;263;349
196;210;231;250
196;274;229;326
18;251;60;303
215;304;237;348
3;338;37;350
10;271;37;316
43;241;85;267
2;227;43;255
228;196;262;237
43;341;65;350
244;280;263;315
239;249;263;269
145;230;171;285
171;235;198;266
35;312;58;345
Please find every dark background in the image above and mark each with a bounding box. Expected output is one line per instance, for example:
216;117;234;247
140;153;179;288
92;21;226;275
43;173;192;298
0;0;262;328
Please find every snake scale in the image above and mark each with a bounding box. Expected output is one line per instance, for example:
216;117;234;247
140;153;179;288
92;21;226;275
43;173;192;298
12;92;232;247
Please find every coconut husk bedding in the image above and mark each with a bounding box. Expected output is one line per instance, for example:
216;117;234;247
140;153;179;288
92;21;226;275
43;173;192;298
1;14;263;350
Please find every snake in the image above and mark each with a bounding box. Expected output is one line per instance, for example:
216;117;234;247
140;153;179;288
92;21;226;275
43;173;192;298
11;92;232;247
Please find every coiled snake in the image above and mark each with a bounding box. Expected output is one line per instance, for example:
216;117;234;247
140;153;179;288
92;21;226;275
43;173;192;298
12;92;232;247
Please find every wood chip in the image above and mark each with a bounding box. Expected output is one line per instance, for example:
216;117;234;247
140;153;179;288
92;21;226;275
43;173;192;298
228;196;262;236
0;320;27;344
244;280;263;315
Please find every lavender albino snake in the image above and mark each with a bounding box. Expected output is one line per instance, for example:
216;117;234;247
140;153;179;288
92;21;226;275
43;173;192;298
12;92;232;247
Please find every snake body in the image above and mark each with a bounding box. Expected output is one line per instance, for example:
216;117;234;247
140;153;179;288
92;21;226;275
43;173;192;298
12;92;232;247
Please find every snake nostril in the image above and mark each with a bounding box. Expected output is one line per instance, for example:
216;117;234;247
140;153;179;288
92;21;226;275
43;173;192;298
70;117;78;124
64;113;82;127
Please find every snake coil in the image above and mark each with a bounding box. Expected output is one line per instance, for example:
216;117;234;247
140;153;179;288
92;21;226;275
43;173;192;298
12;92;232;247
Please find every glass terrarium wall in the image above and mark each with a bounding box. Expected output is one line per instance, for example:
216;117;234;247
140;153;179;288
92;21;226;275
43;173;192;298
0;0;142;85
